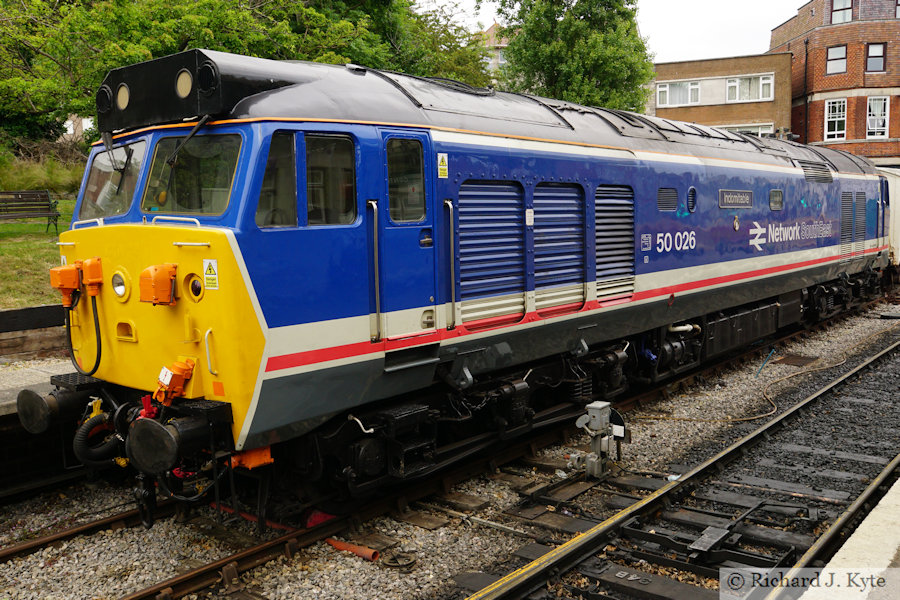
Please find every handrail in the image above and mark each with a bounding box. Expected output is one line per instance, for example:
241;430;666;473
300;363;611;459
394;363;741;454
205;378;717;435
151;215;201;226
204;329;218;375
368;200;381;342
172;242;211;247
444;198;456;330
72;218;104;229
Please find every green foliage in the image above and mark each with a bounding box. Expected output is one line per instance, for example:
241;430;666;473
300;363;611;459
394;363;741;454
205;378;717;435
0;0;491;146
0;157;84;194
495;0;654;111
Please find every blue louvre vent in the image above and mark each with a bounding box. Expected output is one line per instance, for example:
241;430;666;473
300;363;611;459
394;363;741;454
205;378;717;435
458;181;526;322
854;192;866;257
841;191;853;262
534;184;586;310
595;185;635;300
657;188;678;211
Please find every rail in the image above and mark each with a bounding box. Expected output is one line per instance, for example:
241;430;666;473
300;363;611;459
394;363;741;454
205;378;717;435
468;337;900;599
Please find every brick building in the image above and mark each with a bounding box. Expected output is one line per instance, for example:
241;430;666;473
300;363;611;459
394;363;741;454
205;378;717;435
479;23;508;77
769;0;900;166
648;54;793;136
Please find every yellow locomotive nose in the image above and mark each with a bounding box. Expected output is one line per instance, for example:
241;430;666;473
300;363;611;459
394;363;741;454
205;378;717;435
53;224;265;451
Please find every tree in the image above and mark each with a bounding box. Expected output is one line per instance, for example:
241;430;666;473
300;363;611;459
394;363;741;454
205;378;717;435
493;0;654;111
307;0;489;84
0;0;491;146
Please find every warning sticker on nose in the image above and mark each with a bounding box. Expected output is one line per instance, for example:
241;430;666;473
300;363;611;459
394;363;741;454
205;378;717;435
203;259;219;290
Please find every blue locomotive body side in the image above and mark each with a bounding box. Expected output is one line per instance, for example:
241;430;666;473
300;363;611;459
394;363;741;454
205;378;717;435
69;50;891;452
198;124;886;330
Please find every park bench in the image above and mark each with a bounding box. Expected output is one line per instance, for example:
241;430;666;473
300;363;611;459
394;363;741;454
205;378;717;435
0;190;60;234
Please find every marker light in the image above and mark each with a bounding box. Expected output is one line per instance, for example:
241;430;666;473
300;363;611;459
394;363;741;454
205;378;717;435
116;84;130;111
175;69;193;99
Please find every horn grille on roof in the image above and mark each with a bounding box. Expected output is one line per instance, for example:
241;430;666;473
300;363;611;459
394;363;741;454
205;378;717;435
797;160;834;183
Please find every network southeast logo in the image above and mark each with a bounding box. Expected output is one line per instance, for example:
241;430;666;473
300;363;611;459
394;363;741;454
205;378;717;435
747;220;834;252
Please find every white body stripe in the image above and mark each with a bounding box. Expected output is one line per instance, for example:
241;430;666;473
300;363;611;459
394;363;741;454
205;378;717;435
258;244;848;374
431;129;884;181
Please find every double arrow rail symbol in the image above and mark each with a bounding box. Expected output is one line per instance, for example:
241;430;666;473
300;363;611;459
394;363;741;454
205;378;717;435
749;221;766;251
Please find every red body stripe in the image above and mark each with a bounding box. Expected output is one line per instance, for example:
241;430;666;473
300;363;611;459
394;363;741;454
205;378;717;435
264;246;888;373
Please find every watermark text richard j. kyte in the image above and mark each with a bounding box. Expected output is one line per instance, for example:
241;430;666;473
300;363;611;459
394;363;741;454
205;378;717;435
720;568;899;599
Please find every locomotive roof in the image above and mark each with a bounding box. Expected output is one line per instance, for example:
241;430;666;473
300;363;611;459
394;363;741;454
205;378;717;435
97;49;876;176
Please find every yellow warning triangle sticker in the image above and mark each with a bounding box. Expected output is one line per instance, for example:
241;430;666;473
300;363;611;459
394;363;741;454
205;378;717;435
205;263;216;275
439;155;447;167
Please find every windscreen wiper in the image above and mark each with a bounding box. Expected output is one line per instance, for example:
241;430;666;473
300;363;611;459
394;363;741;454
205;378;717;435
162;114;211;201
165;114;211;168
114;146;134;196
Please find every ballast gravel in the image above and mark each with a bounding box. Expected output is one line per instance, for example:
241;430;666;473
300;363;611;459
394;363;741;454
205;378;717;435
1;305;899;599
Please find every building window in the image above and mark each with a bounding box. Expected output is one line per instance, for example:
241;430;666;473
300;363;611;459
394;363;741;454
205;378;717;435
832;0;852;24
657;81;699;107
726;75;774;102
866;43;885;72
897;0;900;18
867;96;889;138
826;46;847;74
825;99;847;141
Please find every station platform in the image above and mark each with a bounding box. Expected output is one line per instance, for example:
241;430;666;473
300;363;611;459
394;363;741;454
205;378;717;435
799;474;900;600
0;358;70;417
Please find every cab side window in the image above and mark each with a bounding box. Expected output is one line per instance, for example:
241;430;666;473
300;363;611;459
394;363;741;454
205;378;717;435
255;132;298;227
307;135;356;225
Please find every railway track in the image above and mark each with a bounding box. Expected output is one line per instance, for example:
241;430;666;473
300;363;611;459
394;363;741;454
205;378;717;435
0;501;176;565
2;299;889;505
2;302;898;598
110;425;581;600
457;333;900;600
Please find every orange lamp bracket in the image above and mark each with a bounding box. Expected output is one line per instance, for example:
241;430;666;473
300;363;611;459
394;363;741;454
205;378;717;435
152;358;195;406
50;262;82;308
81;257;103;296
140;263;178;306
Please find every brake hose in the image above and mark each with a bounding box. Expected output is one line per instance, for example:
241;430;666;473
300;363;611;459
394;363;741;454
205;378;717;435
66;294;102;376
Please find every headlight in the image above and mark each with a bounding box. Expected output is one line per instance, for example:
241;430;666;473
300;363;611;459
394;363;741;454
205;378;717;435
112;273;127;297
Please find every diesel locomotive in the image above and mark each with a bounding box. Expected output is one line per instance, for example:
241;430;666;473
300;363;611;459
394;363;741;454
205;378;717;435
16;50;893;518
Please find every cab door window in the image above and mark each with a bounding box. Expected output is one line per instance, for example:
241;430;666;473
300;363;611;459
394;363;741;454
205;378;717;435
255;131;298;227
387;138;425;223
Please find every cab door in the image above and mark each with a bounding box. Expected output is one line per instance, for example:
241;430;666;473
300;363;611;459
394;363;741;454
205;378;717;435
374;130;437;340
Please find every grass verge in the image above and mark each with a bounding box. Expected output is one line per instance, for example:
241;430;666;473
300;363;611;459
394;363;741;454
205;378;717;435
0;196;76;309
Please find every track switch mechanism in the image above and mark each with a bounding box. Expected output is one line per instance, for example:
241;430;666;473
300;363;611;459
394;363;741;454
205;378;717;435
570;401;629;479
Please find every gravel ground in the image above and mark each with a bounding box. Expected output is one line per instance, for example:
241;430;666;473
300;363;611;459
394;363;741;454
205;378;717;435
1;304;899;600
0;480;133;548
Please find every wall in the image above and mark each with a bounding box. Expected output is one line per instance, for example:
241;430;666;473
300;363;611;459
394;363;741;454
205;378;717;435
652;54;792;132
